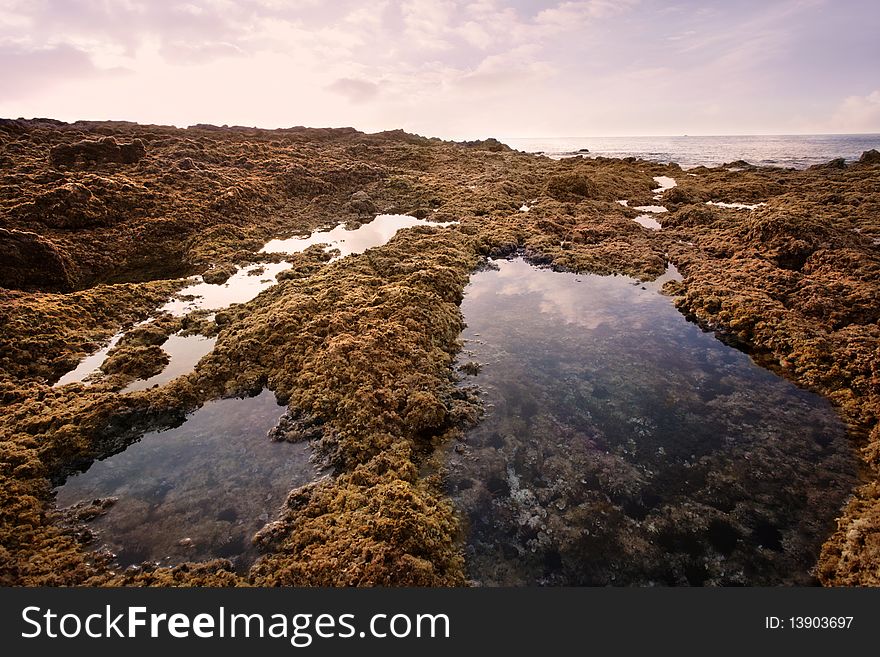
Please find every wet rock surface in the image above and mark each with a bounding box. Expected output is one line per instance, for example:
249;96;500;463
0;119;877;586
201;263;238;285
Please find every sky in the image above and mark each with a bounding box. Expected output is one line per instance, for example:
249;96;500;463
1;0;878;139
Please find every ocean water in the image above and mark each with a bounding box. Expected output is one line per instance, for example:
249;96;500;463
502;134;880;169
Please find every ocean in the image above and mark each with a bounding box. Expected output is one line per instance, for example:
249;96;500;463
501;134;880;170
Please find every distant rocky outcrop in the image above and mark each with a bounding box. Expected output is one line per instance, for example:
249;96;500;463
809;157;847;170
457;137;509;152
860;149;880;164
49;136;146;168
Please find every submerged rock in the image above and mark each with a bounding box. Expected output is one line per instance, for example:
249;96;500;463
459;361;482;376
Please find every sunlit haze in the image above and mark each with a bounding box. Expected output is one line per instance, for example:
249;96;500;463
1;0;878;138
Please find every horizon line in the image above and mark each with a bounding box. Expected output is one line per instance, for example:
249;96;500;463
4;117;880;141
499;132;880;139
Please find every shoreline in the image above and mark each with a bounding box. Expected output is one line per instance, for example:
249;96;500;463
1;119;878;586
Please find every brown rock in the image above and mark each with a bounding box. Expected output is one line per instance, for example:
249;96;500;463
347;190;377;215
19;182;111;229
201;263;237;285
809;157;847;170
0;228;74;290
49;136;146;168
859;149;880;164
545;172;600;201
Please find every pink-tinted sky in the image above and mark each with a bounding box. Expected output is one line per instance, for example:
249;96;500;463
1;0;878;138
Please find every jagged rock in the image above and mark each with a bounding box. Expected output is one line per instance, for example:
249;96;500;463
809;158;847;170
459;361;482;376
268;410;324;443
0;228;74;290
347;189;377;215
50;136;145;168
545;172;600;201
860;149;880;164
458;137;509;152
20;182;109;229
201;263;237;285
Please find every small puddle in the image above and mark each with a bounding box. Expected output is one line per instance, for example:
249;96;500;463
707;201;765;210
160;261;293;317
55;390;319;570
652;176;677;196
632;215;663;230
632;204;668;214
448;258;857;586
123;333;217;393
54;331;126;387
260;213;455;258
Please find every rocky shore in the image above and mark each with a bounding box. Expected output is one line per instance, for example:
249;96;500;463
0;118;877;585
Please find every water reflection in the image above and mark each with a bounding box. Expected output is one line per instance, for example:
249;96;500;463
633;215;663;230
447;258;856;586
56;390;320;569
123;333;217;393
160;262;293;317
54;331;126;387
261;213;456;259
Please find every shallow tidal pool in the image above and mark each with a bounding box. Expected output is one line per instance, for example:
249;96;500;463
55;390;320;570
447;258;857;586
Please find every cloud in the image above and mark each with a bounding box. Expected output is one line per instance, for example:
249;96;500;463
0;43;103;100
159;40;243;64
1;1;875;138
327;77;381;102
401;0;457;50
831;90;880;132
456;45;554;91
535;0;638;31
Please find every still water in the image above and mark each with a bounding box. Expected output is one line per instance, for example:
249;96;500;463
447;259;857;586
56;390;320;569
260;213;455;258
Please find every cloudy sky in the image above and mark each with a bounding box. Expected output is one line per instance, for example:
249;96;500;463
1;0;878;138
